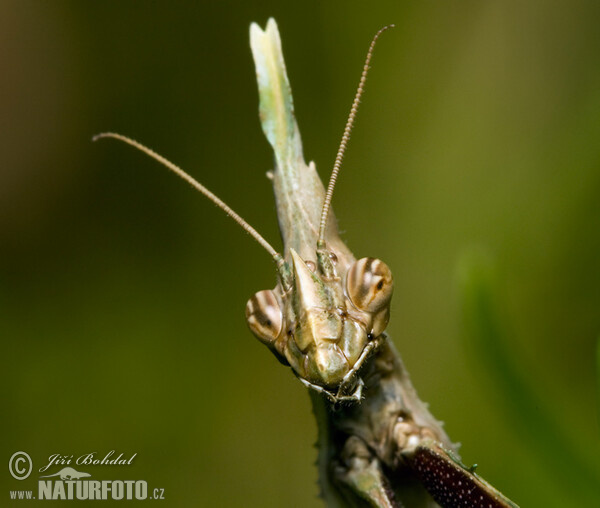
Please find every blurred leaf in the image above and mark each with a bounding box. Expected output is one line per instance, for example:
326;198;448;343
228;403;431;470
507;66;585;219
458;248;600;506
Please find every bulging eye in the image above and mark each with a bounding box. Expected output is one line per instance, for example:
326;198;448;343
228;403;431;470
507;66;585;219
245;290;283;345
346;257;394;313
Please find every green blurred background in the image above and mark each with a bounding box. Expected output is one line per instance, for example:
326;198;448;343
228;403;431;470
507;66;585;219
2;1;599;506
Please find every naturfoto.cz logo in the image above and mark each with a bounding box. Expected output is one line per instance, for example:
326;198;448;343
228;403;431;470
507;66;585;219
8;450;165;501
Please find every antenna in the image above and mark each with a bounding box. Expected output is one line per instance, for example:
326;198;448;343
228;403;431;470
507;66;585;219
317;24;394;249
93;132;281;260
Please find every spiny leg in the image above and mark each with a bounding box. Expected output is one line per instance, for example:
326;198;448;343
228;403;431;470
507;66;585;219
403;439;519;508
334;436;402;508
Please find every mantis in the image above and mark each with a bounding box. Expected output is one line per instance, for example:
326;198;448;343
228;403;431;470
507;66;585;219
95;18;518;508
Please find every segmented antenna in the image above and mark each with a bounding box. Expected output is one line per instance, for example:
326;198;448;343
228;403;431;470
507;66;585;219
317;25;394;248
92;132;280;259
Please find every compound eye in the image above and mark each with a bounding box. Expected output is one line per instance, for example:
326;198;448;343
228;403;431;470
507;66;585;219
245;290;283;345
346;257;394;313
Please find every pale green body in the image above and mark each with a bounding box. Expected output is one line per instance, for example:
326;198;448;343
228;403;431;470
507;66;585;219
249;19;519;508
